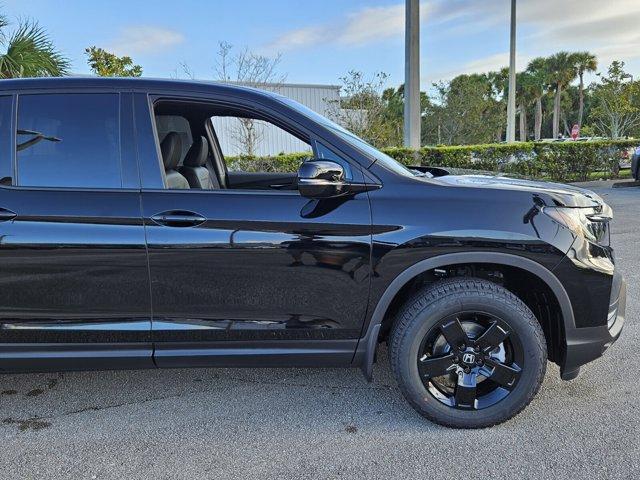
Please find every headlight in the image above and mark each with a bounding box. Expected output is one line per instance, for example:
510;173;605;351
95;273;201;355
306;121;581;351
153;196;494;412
542;205;612;245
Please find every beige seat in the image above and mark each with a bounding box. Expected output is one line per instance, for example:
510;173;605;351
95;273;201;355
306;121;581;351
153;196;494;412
161;132;189;189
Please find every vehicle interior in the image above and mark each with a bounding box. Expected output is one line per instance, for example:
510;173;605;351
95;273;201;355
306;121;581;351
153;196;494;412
153;100;314;192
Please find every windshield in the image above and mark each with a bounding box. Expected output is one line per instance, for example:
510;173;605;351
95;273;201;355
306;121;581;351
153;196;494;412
276;96;417;177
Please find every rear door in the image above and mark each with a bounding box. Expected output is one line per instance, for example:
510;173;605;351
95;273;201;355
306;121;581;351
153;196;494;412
0;92;152;371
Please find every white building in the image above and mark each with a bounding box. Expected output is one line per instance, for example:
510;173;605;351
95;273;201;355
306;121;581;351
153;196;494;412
212;83;340;156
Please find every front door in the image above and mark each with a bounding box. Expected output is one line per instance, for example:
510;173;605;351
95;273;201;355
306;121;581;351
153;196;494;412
0;92;152;371
136;94;372;367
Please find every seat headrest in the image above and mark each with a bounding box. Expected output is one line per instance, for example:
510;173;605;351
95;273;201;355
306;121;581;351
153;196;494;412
160;132;182;170
183;136;209;168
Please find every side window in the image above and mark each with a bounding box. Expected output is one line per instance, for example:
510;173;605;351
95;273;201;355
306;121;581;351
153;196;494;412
16;93;121;188
211;115;313;173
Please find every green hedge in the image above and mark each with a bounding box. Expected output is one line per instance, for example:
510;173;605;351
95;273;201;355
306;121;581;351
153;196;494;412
227;152;313;173
227;140;638;183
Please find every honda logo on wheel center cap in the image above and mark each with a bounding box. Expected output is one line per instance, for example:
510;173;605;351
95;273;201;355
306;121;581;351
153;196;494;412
462;353;476;364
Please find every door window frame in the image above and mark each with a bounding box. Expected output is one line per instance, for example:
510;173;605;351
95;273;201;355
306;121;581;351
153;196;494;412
138;92;365;193
0;94;16;186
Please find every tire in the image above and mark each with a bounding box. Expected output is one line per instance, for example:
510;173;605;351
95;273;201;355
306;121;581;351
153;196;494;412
389;277;547;428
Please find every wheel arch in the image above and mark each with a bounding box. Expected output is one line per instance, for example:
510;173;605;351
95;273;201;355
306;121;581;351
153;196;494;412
353;252;575;380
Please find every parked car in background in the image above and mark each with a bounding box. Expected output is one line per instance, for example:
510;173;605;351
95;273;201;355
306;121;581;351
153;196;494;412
619;145;635;170
0;77;627;428
632;146;640;181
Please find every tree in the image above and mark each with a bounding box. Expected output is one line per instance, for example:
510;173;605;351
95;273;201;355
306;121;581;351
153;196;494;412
0;15;69;78
215;41;285;156
545;52;578;138
85;47;142;77
572;51;598;128
327;71;400;148
487;67;510;141
516;71;537;141
170;61;195;80
487;67;509;98
525;58;548;140
381;86;405;146
591;61;640;138
560;85;580;135
431;73;504;145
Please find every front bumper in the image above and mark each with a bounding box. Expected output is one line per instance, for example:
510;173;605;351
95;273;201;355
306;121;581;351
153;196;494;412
560;271;626;380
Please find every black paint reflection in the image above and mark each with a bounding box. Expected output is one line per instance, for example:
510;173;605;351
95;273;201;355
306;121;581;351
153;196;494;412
142;190;373;343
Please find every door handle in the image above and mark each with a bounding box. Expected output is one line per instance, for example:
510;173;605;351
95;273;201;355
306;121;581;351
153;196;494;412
150;211;206;227
0;208;17;222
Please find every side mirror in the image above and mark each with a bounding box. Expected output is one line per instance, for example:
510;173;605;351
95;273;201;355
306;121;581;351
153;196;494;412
297;160;347;199
298;160;382;199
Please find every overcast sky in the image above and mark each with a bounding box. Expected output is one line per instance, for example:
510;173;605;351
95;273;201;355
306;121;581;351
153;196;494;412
7;0;640;88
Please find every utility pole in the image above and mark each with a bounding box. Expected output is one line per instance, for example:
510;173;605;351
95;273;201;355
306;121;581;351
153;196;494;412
404;0;421;148
506;0;517;142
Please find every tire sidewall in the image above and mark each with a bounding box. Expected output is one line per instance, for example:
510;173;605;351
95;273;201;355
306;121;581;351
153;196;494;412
395;288;546;428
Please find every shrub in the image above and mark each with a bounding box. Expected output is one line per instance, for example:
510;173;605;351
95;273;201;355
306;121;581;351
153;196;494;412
227;152;312;173
226;140;637;183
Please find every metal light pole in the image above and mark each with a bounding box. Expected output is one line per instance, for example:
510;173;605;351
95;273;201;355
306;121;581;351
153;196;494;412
506;0;517;142
404;0;421;148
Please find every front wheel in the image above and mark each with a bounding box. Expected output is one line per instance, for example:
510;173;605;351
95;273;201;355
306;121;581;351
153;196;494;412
389;278;547;428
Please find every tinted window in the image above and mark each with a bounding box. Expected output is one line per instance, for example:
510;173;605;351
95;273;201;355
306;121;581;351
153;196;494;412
17;93;121;188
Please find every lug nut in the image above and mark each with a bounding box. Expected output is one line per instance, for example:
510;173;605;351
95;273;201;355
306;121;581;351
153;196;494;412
476;359;483;366
464;367;471;374
453;356;460;363
474;346;480;353
459;344;466;351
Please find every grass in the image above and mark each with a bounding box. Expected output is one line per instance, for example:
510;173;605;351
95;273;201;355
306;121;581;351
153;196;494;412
584;168;632;181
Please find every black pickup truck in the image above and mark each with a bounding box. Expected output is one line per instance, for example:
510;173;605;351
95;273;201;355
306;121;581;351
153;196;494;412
0;77;626;428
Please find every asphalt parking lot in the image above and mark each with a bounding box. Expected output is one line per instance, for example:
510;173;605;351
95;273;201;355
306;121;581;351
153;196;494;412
0;180;638;480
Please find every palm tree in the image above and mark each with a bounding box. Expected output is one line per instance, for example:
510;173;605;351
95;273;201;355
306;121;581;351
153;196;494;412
525;58;548;140
572;51;597;128
545;52;578;138
488;67;509;98
516;71;538;141
487;67;509;140
0;15;69;78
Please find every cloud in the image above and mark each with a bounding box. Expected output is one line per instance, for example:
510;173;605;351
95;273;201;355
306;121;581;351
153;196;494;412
264;2;428;52
263;0;640;85
425;0;640;84
338;4;406;46
431;52;509;82
261;0;520;54
425;52;534;85
108;26;185;56
264;26;324;53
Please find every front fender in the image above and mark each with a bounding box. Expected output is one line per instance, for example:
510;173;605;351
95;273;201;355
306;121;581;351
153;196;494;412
352;252;576;381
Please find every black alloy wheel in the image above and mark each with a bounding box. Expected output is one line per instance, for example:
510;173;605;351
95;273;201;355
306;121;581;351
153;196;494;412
389;278;547;428
417;313;523;410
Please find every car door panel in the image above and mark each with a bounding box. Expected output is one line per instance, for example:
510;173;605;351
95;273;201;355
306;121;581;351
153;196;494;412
142;190;371;344
0;92;152;371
